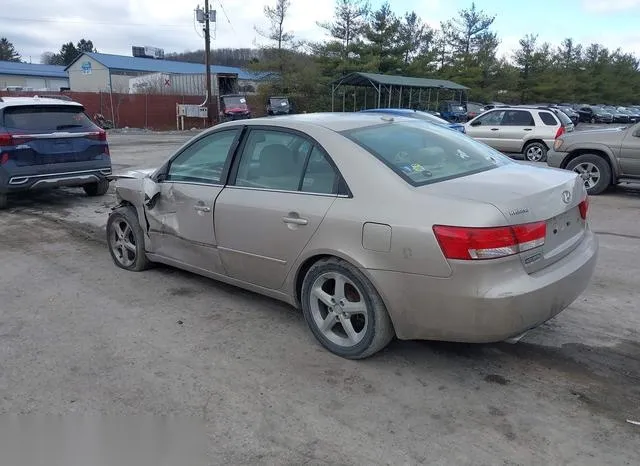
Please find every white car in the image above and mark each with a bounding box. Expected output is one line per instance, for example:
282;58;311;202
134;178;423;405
465;106;575;162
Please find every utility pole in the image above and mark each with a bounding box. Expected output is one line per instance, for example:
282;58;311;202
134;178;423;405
197;1;215;125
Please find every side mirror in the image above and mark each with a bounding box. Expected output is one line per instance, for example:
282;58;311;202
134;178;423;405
470;120;481;127
143;176;161;209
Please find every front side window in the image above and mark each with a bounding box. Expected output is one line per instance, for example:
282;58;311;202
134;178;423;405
166;129;239;184
343;122;512;187
475;110;505;126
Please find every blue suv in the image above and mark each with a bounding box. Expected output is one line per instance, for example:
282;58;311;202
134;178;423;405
0;96;111;209
360;108;466;133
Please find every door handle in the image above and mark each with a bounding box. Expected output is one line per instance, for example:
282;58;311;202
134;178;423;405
523;128;532;131
491;128;499;131
282;216;308;226
193;205;211;212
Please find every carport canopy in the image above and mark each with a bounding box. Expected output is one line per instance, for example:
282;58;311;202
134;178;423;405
329;71;469;112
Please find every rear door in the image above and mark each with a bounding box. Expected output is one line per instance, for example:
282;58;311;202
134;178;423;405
619;124;640;177
1;104;108;169
499;110;535;152
214;127;341;290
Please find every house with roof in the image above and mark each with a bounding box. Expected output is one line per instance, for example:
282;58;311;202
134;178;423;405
65;52;274;96
0;61;69;91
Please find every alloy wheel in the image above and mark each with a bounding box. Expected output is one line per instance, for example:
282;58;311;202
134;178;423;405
526;145;544;162
109;218;137;267
309;272;369;348
573;162;601;190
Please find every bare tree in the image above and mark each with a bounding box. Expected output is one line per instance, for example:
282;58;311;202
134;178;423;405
255;0;294;51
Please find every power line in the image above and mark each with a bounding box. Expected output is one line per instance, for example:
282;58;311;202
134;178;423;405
0;16;191;28
217;0;237;36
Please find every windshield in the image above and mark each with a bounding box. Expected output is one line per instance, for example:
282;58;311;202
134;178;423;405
342;121;511;187
269;98;289;107
451;105;465;112
3;105;96;132
222;96;248;110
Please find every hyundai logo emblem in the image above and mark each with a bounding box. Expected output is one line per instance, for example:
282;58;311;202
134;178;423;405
561;190;572;204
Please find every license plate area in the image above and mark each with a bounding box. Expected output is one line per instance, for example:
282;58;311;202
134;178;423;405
545;207;584;253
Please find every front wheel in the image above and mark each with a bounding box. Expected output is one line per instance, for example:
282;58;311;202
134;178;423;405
0;193;7;210
523;142;548;162
301;257;395;359
106;205;151;271
566;154;611;195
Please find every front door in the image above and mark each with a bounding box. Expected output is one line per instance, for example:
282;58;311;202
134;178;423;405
619;124;640;177
215;128;342;290
467;110;506;151
146;128;241;274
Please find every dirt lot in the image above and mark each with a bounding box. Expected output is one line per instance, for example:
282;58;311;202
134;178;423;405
1;130;639;465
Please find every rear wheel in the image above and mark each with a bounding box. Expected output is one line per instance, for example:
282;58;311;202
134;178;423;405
523;142;547;162
566;154;611;195
84;179;109;197
590;117;596;124
107;205;151;271
301;257;395;359
0;193;7;210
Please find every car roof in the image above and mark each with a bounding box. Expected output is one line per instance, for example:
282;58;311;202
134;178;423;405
0;96;83;109
221;112;418;132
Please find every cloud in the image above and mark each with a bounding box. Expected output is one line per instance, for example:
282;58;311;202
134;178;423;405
582;0;640;13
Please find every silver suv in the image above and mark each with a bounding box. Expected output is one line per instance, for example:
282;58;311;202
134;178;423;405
464;106;575;162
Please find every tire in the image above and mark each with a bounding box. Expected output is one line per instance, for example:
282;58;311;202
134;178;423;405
523;141;548;162
106;205;151;271
566;154;612;195
300;257;395;359
590;117;596;124
84;178;110;197
0;193;7;210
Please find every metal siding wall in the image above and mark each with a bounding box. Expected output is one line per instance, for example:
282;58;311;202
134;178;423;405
67;56;110;92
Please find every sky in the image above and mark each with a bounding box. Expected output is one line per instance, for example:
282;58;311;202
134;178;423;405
2;0;640;64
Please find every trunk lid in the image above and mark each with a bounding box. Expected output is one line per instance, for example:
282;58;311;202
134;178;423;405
432;163;588;273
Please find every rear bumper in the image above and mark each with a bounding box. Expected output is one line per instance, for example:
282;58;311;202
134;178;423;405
0;164;111;193
367;230;598;342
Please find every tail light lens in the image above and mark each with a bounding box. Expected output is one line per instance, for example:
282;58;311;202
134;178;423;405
433;221;547;260
0;133;13;146
579;197;589;220
88;130;107;141
555;126;565;139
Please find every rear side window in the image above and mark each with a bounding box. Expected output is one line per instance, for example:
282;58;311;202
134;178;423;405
538;111;558;126
3;105;97;132
343;122;511;187
501;110;534;126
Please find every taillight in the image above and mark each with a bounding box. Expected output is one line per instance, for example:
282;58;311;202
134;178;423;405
0;153;8;165
0;133;12;146
579;197;589;220
433;221;546;260
88;130;107;141
555;126;565;139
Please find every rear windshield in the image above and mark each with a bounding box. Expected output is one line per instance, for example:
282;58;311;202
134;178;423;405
223;96;248;110
269;98;289;107
3;105;96;132
342;122;511;187
554;109;573;126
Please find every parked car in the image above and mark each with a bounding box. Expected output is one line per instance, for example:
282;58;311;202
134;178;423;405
360;108;465;133
219;94;251;122
437;101;467;122
548;121;640;195
464;106;574;162
617;107;640;123
557;106;580;125
465;102;486;120
107;113;597;359
266;96;293;116
576;106;613;124
603;106;630;124
0;96;111;209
